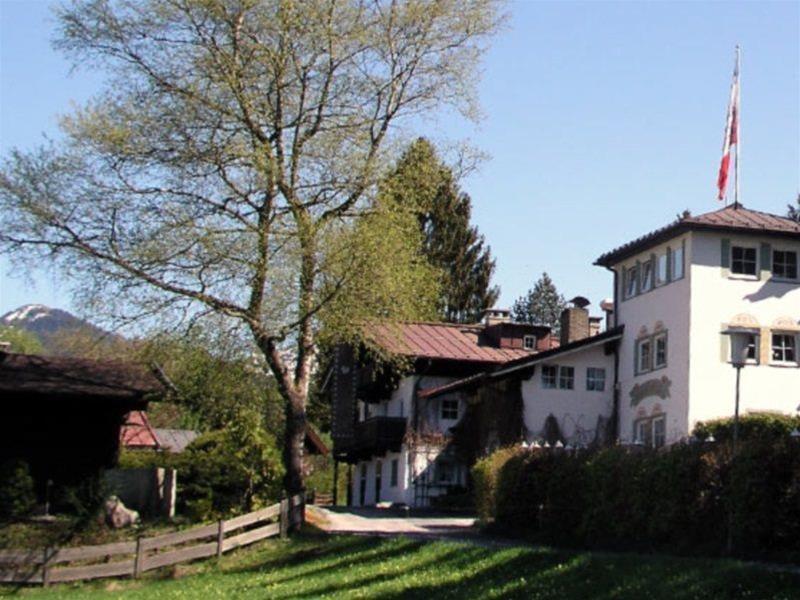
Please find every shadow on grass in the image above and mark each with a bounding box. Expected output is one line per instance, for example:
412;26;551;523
229;534;800;600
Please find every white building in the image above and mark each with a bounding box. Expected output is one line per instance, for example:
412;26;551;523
332;204;800;507
425;204;800;450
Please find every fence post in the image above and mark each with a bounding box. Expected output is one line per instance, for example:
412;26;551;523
216;519;225;558
279;496;289;540
133;537;143;578
41;547;51;588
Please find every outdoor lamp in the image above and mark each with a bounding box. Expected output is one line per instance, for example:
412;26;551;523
721;326;759;555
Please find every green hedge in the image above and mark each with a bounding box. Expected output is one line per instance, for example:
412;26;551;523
473;426;800;560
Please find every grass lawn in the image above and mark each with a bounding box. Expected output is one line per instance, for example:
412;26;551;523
2;528;799;599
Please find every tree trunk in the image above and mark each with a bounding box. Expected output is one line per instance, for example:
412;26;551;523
283;389;307;505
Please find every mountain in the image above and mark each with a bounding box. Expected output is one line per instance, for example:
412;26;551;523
0;304;116;354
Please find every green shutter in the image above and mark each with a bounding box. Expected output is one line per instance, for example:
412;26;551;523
760;243;772;278
721;238;731;268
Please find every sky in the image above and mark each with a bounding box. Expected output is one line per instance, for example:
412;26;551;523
1;0;798;319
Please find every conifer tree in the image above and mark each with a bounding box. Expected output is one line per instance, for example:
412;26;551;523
511;273;567;332
380;138;499;323
788;193;800;223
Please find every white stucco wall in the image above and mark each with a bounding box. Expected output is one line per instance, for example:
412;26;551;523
522;344;615;445
613;234;692;443
688;231;800;429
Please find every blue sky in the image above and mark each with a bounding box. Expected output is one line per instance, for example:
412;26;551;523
1;0;798;318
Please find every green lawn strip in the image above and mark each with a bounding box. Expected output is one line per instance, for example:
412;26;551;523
2;530;799;599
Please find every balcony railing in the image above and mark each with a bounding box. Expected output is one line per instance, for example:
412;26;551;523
336;416;406;462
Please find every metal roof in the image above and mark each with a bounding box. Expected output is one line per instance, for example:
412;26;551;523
365;321;538;364
595;205;800;267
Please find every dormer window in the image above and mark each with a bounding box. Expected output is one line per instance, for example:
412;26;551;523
523;335;536;350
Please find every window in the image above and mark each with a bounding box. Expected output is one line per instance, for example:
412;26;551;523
672;245;684;280
657;253;669;285
625;265;638;299
523;334;536;350
558;366;575;390
640;260;654;292
773;250;798;280
637;338;652;373
635;415;666;449
437;461;456;484
542;365;558;389
441;398;459;420
390;459;399;487
586;368;606;391
772;334;797;364
653;417;666;448
654;333;668;368
729;333;758;363
731;246;757;276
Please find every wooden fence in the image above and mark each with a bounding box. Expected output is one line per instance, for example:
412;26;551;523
0;494;304;587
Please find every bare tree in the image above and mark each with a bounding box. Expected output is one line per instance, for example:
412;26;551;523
0;0;502;496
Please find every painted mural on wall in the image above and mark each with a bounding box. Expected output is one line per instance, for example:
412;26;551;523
629;375;672;407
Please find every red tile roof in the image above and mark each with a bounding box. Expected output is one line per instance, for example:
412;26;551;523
121;410;161;449
366;321;537;363
596;205;800;266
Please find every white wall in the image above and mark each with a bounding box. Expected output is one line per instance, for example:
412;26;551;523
522;344;615;445
613;234;692;443
688;231;800;429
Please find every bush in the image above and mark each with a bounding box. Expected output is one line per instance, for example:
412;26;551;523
471;447;520;523
117;424;283;521
693;412;800;444
0;459;36;521
474;438;800;561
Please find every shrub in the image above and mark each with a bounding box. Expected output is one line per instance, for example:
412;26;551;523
0;459;36;521
693;413;800;444
475;438;800;561
471;446;520;523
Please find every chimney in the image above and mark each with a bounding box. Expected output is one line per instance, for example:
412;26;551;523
600;298;614;330
589;316;603;337
482;308;511;327
560;297;590;346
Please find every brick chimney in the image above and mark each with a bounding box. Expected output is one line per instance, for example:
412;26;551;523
482;308;511;327
560;297;591;346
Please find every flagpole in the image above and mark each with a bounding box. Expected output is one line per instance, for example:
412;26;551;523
734;45;740;209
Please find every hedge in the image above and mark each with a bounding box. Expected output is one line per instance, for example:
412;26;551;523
473;417;800;561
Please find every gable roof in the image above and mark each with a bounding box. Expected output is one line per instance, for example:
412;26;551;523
418;326;624;400
0;351;163;403
595;205;800;267
121;410;161;449
365;321;539;364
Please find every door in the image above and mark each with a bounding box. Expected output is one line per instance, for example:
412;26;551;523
359;463;367;506
375;460;382;503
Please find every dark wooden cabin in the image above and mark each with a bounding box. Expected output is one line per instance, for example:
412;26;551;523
0;350;164;499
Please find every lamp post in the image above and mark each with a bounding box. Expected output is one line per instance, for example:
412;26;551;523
721;327;759;554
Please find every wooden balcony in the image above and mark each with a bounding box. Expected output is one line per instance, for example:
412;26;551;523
336;416;406;462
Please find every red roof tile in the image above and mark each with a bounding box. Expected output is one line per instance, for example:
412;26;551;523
596;205;800;266
121;410;161;449
366;321;536;363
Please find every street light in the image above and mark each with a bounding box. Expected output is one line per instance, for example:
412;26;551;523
721;326;759;555
721;327;760;456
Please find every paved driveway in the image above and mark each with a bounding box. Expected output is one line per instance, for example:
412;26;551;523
311;506;477;539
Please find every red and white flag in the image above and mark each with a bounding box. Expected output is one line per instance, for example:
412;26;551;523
717;58;739;201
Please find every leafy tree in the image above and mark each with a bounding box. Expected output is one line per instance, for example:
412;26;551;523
0;0;502;496
0;325;44;354
511;272;566;332
380;138;499;323
788;193;800;223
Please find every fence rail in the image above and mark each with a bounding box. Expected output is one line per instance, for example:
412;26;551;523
0;494;304;587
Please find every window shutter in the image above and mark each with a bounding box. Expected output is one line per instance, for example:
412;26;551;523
720;239;731;268
634;341;639;375
760;243;772;278
666;247;673;280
